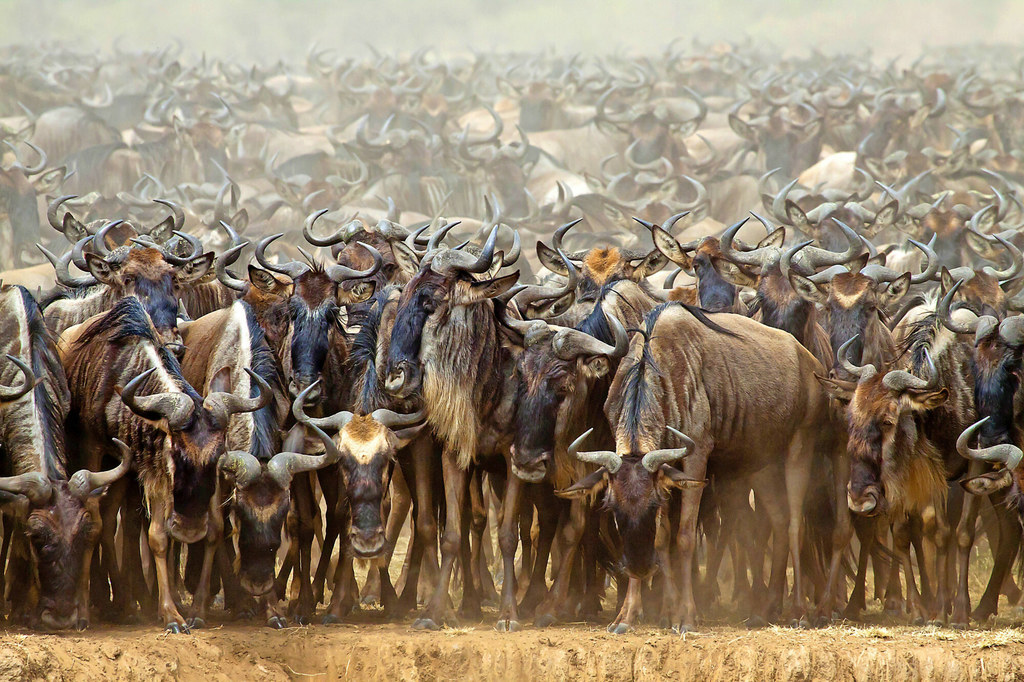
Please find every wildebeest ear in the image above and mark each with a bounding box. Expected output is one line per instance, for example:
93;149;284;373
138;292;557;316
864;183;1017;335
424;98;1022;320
456;272;520;306
906;387;949;411
148;216;175;244
873;200;899;229
658;467;706;490
712;257;757;287
209;366;232;395
651;225;691;268
230;208;249;232
788;272;829;305
537;241;569;276
390;240;421;277
581;356;611;379
879;272;911;306
393;423;426;448
176;252;215;284
555;468;607;499
816;374;855;403
249;264;282;292
960;469;1013;496
939;267;955;297
338;280;376;305
33;167;67;194
964;230;1001;261
785;200;812;232
63;212;89;243
757;227;786;249
85;252;117;285
728;113;755;141
630;248;669;280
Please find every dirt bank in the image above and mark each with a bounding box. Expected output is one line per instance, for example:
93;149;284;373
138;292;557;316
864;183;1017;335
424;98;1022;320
3;621;1024;681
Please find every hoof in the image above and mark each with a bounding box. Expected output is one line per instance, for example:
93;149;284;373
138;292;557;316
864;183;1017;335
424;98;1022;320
267;616;288;629
671;624;694;635
814;616;831;629
75;619;88;632
608;622;632;635
494;619;521;632
164;622;190;634
534;614;556;628
322;614;342;625
912;616;925;626
927;619;944;628
746;615;767;629
360;596;379;607
294;615;311;626
187;617;206;630
950;621;968;630
412;618;440;631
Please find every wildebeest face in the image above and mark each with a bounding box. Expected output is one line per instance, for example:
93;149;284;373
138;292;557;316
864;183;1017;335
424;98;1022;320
232;480;289;597
24;485;95;631
385;269;446;400
85;247;213;345
161;408;229;544
337;416;401;558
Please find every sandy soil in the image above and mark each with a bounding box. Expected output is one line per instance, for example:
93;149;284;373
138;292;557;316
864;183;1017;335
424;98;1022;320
4;617;1024;681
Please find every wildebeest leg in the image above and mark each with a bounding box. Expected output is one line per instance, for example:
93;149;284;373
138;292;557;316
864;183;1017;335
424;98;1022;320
952;463;983;626
844;516;875;620
784;430;814;626
748;466;789;626
95;479;125;618
313;464;341;605
817;444;854;625
520;490;560;616
396;436;437;614
920;503;950;624
188;492;224;629
289;472;317;625
495;468;524;631
517;502;535;586
464;467;491;614
535;498;586;627
458;468;482;620
672;448;709;633
607;576;643;634
413;450;466;630
147;495;187;632
892;518;925;623
973;490;1020;622
73;498;104;630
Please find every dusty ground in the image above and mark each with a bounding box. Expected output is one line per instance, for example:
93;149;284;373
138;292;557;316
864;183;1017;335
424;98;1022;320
4;617;1024;681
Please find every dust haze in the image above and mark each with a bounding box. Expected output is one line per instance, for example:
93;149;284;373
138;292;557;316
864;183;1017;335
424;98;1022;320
1;0;1017;60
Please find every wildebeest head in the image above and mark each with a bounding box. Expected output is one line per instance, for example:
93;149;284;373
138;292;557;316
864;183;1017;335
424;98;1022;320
817;338;948;517
504;310;627;482
117;362;271;543
219;423;338;598
384;226;520;400
254;233;382;406
534;219;668;306
559;427;700;578
293;383;423;557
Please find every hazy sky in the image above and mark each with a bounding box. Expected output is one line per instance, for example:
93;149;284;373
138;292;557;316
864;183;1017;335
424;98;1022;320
1;0;1016;61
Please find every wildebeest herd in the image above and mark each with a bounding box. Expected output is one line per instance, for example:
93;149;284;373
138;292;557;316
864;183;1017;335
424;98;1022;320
2;40;1024;637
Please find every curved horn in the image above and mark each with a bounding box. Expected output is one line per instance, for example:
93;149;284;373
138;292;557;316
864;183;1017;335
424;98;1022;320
291;381;355;431
515;248;578;310
255;233;309;279
69;438;132;500
837;335;877;381
0;471;52;506
450;224;498;274
957;417;1023;469
204;368;272;421
718;217;763;267
37;242;97;288
303;208;347;247
568;428;621;473
551;218;582;255
0;354;37;402
218;450;262;490
47;194;77;232
118;368;195;429
937;280;980;336
370;407;426;430
153;198;185;233
325;242;383;283
215;241;249;292
641;426;695;472
882;348;940;391
267;422;342;489
981;233;1023;282
426;220;459;252
552;310;628;360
